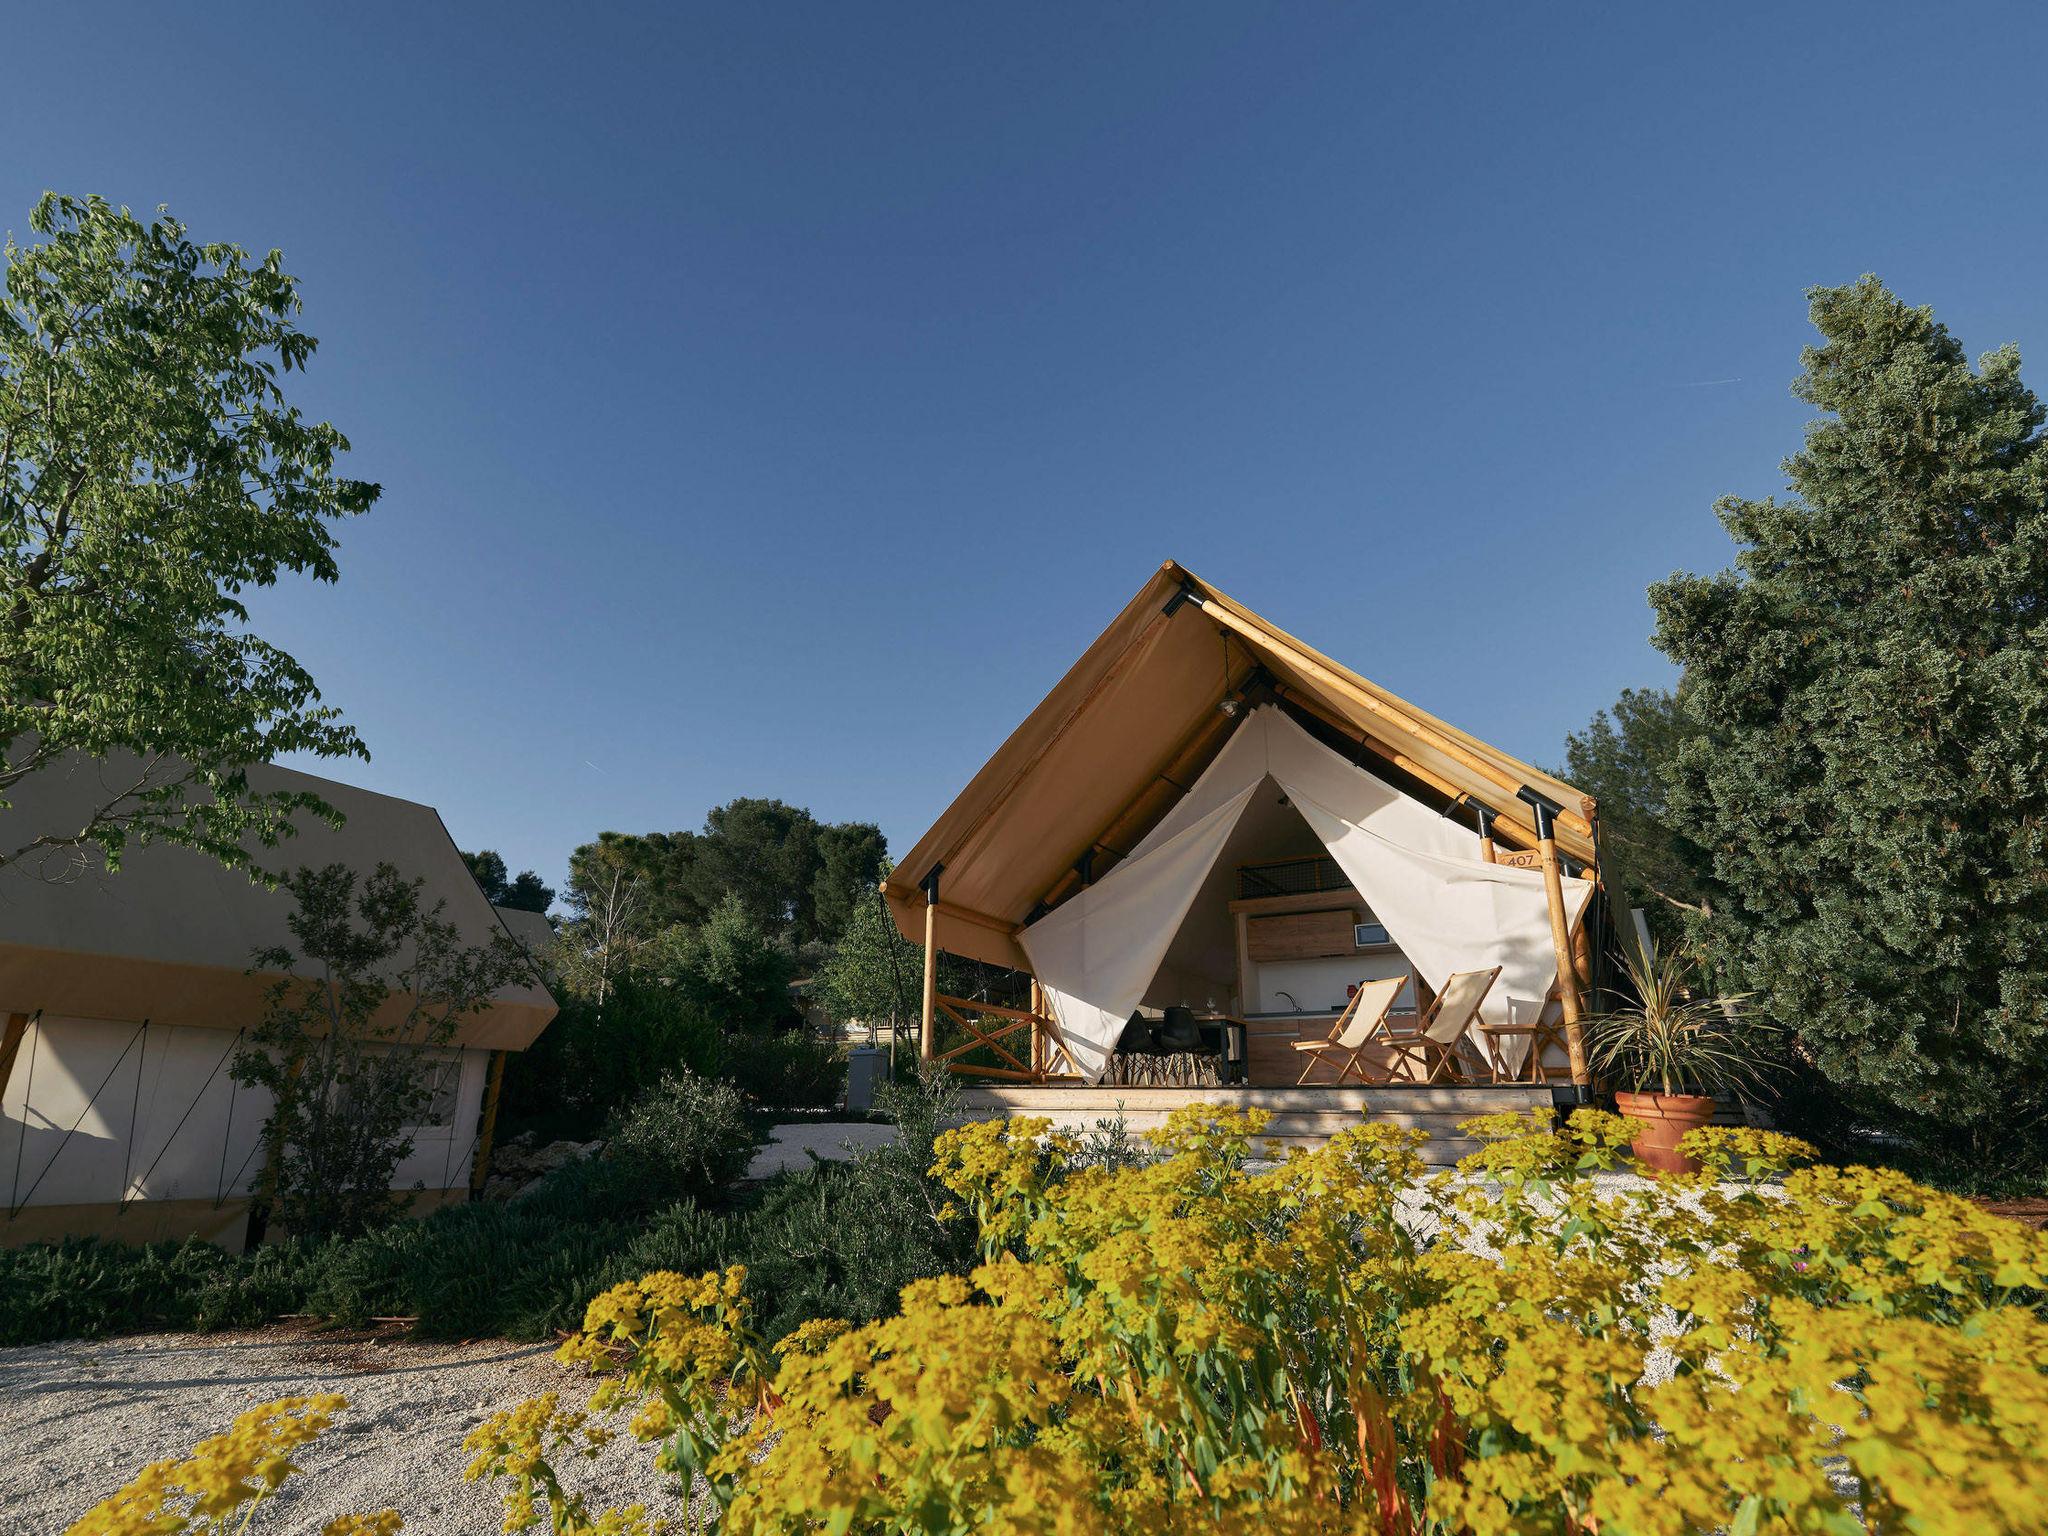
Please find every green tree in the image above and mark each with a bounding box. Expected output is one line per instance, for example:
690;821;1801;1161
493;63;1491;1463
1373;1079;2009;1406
816;882;921;1032
460;847;555;913
1556;683;1710;928
650;892;797;1033
1650;277;2048;1163
234;861;535;1239
560;802;888;970
0;194;376;875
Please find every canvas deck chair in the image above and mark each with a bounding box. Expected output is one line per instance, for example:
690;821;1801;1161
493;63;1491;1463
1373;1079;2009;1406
1291;975;1408;1086
1377;966;1502;1084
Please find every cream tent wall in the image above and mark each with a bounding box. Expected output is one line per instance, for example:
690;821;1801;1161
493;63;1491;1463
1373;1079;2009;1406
0;752;558;1250
1019;709;1592;1081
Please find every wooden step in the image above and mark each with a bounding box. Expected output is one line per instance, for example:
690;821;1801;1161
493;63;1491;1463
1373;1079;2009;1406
958;1085;1548;1114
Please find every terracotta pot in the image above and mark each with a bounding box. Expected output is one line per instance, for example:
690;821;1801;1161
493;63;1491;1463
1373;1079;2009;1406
1614;1090;1717;1175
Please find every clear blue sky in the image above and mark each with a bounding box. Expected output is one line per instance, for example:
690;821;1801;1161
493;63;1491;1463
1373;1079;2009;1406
8;5;2046;900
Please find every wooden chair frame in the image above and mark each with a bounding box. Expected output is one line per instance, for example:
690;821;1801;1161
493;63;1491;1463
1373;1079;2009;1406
1290;975;1409;1086
1376;966;1502;1084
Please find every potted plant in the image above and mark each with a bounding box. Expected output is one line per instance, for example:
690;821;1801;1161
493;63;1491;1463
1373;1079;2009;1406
1586;936;1772;1174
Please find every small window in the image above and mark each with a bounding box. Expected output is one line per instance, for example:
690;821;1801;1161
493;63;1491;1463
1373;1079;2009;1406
1354;922;1391;948
412;1054;463;1129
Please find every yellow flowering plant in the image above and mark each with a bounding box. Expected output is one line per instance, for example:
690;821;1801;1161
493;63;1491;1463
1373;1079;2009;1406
83;1106;2048;1535
64;1395;400;1536
470;1104;2043;1535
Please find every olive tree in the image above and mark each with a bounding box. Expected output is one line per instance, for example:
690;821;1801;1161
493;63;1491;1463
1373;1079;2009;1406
235;862;535;1239
0;193;376;877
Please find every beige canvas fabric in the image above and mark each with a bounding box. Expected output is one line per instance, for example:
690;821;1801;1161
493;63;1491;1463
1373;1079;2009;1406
1019;707;1590;1081
883;562;1594;970
0;752;557;1049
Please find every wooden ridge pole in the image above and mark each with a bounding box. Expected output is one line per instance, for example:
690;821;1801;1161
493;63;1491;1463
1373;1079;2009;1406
1194;594;1592;843
0;1012;30;1102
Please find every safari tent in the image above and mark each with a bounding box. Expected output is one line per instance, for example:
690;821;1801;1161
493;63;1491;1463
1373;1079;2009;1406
883;562;1602;1098
0;755;557;1251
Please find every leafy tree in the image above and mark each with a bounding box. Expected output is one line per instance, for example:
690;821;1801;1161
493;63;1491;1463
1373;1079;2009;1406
460;847;554;913
566;829;704;936
649;892;798;1033
1650;277;2048;1163
816;885;918;1029
556;835;651;1002
1556;683;1710;929
499;976;722;1141
812;820;890;946
0;193;376;876
234;861;534;1239
559;802;889;987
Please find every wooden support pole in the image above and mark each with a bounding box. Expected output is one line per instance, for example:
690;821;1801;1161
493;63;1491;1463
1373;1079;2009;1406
1470;801;1499;865
919;867;942;1062
0;1011;31;1100
469;1050;508;1201
1520;792;1588;1086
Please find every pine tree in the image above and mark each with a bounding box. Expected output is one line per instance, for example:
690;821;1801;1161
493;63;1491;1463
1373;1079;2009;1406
1651;277;2048;1163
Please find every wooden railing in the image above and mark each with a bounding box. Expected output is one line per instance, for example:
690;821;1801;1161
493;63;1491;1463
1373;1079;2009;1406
930;994;1082;1083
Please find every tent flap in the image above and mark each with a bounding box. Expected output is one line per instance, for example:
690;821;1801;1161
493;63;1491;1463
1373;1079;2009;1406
1016;708;1589;1081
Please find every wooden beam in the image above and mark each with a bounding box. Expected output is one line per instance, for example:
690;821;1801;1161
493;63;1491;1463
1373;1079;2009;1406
920;889;939;1062
1534;823;1588;1085
468;1050;508;1202
933;601;1178;877
0;1012;30;1101
1199;598;1592;841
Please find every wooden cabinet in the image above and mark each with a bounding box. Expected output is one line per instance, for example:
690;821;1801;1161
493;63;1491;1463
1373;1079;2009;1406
1245;906;1357;962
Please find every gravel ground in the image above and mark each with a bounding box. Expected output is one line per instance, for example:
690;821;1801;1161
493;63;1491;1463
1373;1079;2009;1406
0;1327;691;1535
744;1121;897;1178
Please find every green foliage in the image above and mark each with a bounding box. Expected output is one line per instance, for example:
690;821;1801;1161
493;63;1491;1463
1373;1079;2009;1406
461;848;555;913
1586;934;1776;1097
719;1027;845;1110
650;893;798;1031
1651;277;2048;1167
499;974;722;1141
814;879;920;1030
561;799;887;964
0;193;376;875
603;1070;758;1196
0;1235;320;1346
1556;683;1710;932
233;861;536;1240
0;1068;965;1348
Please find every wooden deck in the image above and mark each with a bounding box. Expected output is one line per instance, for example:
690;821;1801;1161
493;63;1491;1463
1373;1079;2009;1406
955;1083;1554;1166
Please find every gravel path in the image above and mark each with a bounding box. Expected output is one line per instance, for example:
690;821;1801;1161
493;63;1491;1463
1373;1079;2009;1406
744;1121;897;1177
0;1327;688;1535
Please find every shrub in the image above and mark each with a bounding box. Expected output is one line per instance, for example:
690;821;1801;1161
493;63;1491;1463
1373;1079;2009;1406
0;1236;321;1346
603;1069;758;1200
720;1026;843;1110
500;976;723;1142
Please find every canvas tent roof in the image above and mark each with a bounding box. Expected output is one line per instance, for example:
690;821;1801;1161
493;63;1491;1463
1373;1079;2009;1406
883;562;1596;971
0;754;559;1050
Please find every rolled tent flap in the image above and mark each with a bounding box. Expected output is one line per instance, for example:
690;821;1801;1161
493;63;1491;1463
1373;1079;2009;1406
1020;707;1591;1081
1019;782;1261;1081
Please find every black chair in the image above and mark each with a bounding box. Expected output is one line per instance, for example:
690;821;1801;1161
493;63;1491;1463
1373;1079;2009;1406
1115;1011;1166;1056
1156;1005;1203;1054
